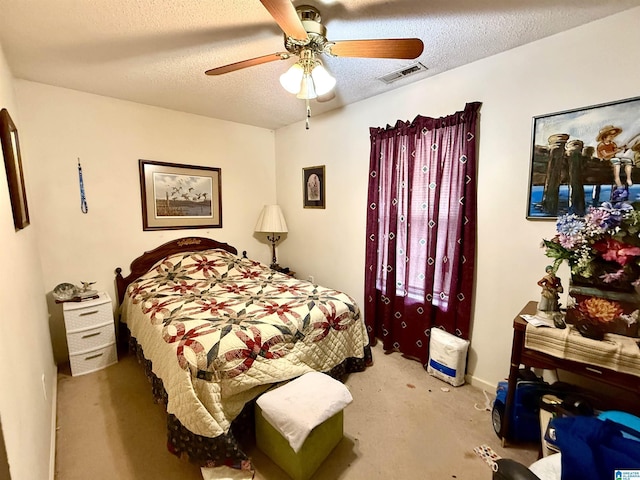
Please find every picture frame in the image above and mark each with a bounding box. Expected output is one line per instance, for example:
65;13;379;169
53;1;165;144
303;165;325;209
139;159;222;231
527;96;640;220
0;108;29;230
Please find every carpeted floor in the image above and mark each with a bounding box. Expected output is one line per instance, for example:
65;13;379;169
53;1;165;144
54;342;538;479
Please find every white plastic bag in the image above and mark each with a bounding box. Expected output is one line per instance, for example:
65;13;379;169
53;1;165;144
427;328;470;387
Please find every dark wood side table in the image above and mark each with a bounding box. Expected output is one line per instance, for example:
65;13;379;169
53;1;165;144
501;301;640;445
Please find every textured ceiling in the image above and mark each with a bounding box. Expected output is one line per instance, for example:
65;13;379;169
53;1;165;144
0;0;639;130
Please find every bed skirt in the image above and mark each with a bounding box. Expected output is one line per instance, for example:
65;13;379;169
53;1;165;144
128;335;372;469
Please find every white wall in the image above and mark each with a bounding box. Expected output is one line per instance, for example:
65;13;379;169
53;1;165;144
0;46;57;480
274;7;640;390
14;82;278;363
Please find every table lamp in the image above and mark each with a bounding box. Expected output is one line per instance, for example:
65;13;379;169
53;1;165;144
255;205;288;269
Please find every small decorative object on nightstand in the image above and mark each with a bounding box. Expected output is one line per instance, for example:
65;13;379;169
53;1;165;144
63;292;117;376
53;281;99;303
273;265;296;278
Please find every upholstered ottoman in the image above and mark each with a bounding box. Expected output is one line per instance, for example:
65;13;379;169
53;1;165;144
255;372;352;480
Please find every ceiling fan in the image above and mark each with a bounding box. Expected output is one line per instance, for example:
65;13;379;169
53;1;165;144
205;0;424;125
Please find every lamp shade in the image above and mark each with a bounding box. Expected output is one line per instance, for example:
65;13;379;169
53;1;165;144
310;63;336;96
296;74;317;100
279;64;305;94
280;58;336;100
255;205;288;233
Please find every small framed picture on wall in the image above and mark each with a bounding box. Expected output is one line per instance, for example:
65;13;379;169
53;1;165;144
303;165;325;209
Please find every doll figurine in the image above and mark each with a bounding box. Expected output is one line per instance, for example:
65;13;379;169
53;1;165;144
537;266;563;312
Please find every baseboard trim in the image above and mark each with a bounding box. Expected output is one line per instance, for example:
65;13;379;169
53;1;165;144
466;374;496;394
49;365;58;480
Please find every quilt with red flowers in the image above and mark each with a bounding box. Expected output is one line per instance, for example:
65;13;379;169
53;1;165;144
121;248;369;441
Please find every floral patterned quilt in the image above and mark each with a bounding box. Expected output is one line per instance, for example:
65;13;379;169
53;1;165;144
121;248;369;442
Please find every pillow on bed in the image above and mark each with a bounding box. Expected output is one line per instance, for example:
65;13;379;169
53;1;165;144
148;249;244;280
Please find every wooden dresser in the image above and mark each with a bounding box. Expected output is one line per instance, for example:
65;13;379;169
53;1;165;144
501;301;640;445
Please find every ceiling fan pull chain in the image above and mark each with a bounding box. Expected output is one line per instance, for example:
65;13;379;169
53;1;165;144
305;98;311;130
78;157;88;214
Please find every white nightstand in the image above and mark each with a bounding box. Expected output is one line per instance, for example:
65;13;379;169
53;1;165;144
63;292;118;376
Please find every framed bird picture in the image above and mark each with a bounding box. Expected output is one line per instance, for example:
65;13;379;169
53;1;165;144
138;159;222;230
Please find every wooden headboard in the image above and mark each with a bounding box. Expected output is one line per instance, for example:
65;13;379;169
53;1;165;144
114;237;238;305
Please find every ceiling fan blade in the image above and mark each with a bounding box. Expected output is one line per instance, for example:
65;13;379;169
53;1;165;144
259;0;308;41
329;38;424;59
205;52;289;75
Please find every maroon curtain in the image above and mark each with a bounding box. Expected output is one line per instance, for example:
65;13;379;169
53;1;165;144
364;102;480;366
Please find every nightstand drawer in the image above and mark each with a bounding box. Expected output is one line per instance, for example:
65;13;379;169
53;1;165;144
69;344;117;376
66;323;116;355
63;295;113;332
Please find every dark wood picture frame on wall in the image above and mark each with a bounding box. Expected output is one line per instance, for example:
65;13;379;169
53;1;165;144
303;165;325;209
139;159;222;231
527;95;640;220
0;108;29;230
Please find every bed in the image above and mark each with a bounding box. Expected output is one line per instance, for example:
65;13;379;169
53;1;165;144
115;237;371;473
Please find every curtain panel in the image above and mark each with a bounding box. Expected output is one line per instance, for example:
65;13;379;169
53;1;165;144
364;102;481;366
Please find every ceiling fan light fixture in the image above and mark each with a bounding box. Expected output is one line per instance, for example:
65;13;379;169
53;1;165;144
296;74;317;99
281;60;335;100
279;63;305;94
310;62;335;96
280;48;335;100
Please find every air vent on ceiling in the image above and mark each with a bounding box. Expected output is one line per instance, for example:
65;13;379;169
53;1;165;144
378;62;428;84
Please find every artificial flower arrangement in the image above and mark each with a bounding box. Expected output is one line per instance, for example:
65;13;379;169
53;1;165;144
542;190;640;338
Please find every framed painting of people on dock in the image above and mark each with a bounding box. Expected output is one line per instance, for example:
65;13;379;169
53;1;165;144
527;96;640;220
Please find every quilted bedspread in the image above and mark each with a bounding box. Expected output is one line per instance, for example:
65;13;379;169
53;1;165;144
121;248;369;439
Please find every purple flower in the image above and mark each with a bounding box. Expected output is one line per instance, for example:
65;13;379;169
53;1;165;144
600;269;626;283
558;233;579;249
556;214;584;236
598;201;633;229
584;208;610;230
610;186;629;204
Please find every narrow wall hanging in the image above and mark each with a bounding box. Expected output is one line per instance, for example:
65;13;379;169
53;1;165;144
77;157;88;213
